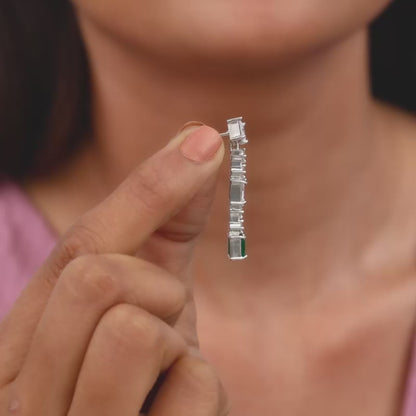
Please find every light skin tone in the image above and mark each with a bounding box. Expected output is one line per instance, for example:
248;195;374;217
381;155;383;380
0;125;229;415
2;0;416;414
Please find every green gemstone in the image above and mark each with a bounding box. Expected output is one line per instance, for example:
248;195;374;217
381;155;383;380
241;238;246;258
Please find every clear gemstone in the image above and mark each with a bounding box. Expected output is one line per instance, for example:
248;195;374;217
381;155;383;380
230;211;243;223
230;222;244;231
228;118;246;140
230;174;247;184
231;148;246;157
229;122;242;140
230;182;244;203
231;158;244;170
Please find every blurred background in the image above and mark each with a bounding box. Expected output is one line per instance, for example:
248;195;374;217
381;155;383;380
370;0;416;111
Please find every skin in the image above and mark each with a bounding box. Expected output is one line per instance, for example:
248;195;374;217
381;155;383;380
2;0;416;414
0;126;229;415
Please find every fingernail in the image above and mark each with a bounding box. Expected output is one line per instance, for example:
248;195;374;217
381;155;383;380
176;121;205;135
180;126;222;163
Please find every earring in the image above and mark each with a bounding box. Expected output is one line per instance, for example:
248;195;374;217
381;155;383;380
220;117;248;260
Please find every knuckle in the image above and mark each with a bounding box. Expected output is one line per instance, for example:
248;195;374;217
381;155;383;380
61;255;118;304
101;304;163;352
41;221;107;290
128;163;173;215
53;223;105;273
163;279;187;321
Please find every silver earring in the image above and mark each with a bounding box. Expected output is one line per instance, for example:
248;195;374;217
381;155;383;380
220;117;248;260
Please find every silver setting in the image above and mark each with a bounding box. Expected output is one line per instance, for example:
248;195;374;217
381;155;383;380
220;117;248;260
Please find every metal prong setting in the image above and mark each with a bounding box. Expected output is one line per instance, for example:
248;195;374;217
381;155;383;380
220;117;248;260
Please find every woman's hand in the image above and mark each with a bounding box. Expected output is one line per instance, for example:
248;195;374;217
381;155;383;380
0;124;230;415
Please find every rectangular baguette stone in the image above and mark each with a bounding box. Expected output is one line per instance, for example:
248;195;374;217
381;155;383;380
229;122;242;140
230;211;243;223
230;182;245;203
228;237;247;260
228;118;248;144
231;158;244;170
231;149;246;157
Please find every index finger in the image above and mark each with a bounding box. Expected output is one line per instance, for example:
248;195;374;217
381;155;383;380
47;124;223;281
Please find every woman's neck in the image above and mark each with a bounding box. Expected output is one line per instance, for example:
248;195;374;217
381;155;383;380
26;28;415;305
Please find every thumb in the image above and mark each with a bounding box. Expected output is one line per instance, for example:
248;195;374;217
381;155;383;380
158;121;224;246
138;145;222;277
137;123;225;351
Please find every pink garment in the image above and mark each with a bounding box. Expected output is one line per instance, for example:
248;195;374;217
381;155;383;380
0;180;56;319
0;179;415;414
405;362;416;416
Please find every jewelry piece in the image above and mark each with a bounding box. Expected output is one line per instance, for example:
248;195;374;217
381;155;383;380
220;117;248;260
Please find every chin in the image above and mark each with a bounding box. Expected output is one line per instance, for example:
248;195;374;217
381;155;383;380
75;0;391;71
